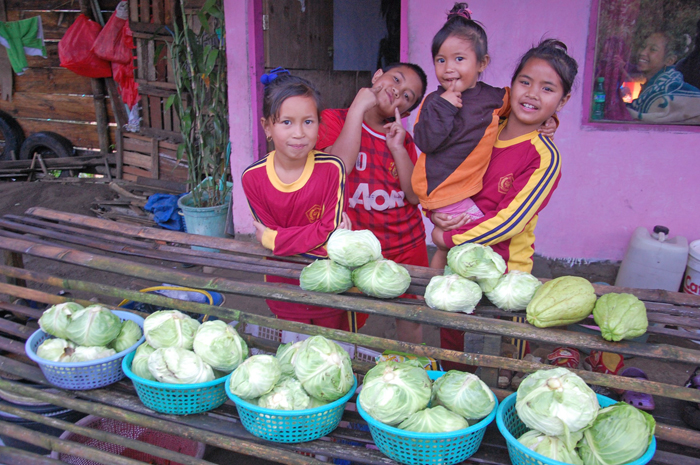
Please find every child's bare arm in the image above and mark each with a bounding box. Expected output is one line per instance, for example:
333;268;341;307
384;108;419;205
324;86;382;173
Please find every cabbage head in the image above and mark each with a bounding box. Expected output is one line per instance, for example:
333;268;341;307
131;343;156;381
398;406;469;433
143;310;200;350
578;402;655;465
352;259;411;299
447;243;506;280
327;229;382;268
358;360;431;426
276;340;303;377
516;368;599;440
36;338;75;362
109;320;142;353
300;260;353;294
193;321;248;372
65;305;121;347
592;293;648;341
229;354;281;399
148;347;214;384
431;371;495;420
294;335;354;402
39;302;83;339
518;430;583;465
485;270;542;311
258;377;311;410
69;346;116;363
424;275;482;314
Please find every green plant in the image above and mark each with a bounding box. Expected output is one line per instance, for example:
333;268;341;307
166;0;230;207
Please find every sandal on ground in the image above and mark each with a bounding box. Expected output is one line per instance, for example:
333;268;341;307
620;367;655;411
547;347;580;369
582;350;624;375
498;369;513;389
681;367;700;430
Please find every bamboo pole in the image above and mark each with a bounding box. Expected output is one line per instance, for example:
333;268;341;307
0;379;322;465
0;403;217;465
0;447;69;465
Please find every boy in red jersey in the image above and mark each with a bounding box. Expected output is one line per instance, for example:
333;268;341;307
316;63;429;343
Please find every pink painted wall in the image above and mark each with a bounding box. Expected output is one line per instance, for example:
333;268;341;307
405;0;700;261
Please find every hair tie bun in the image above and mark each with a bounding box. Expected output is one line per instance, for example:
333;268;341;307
261;67;290;86
448;7;472;20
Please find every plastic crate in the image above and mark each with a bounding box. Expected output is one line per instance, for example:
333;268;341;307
25;310;145;390
356;371;498;465
496;393;657;465
122;352;230;415
225;375;358;443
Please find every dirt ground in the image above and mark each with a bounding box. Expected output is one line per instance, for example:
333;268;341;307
0;179;698;463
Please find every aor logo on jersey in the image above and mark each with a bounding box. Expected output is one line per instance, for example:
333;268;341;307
305;205;324;222
350;184;405;211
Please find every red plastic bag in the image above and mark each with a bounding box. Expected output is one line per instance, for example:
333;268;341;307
92;1;134;64
58;14;112;78
112;61;139;109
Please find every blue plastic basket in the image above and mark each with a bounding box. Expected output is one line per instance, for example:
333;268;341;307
24;310;145;391
122;351;230;415
356;370;498;465
496;393;657;465
225;375;358;443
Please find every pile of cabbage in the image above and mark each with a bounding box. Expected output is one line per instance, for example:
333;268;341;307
36;303;142;363
228;335;355;410
358;361;495;433
514;367;655;465
299;229;411;299
130;311;248;384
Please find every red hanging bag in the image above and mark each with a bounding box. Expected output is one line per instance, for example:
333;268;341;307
58;14;112;78
92;1;134;64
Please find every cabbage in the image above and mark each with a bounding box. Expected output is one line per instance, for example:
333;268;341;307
109;320;142;353
476;277;500;293
447;243;506;280
131;343;156;381
65;305;121;347
358;360;431;426
327;229;382;268
148;347;214;384
192;321;248;372
526;276;597;328
485;270;542;311
578;402;655;465
516;368;599;441
293;335;354;402
276;341;303;377
431;371;495;420
518;430;583;465
592;293;648;341
424;275;482;313
39;302;82;339
257;377;311;410
36;338;75;362
69;346;116;363
352;259;411;299
398;405;469;433
229;354;281;399
143;310;200;350
300;260;353;294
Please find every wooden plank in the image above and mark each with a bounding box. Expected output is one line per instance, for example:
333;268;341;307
140;126;182;142
123;164;152;178
152;0;163;24
13;68;93;94
140;94;151;127
26;42;59;68
149;94;163;130
6;11;79;40
151;138;159;178
123;150;152;169
140;0;150;32
139;83;177;98
15;119;116;149
123;134;153;153
0;92;115;123
159;155;188;183
6;0;122;9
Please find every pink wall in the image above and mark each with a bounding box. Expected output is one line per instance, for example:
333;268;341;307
406;0;700;261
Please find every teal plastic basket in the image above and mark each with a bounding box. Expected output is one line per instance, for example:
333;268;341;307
122;351;230;415
225;375;357;443
356;370;498;465
496;393;657;465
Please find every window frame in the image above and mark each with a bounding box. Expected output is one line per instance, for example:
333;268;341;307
582;0;700;133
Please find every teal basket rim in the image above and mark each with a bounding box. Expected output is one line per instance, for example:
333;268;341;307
356;370;498;439
496;392;657;465
25;310;145;368
122;351;230;390
225;373;358;416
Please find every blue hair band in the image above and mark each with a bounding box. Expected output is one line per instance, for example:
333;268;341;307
261;67;290;86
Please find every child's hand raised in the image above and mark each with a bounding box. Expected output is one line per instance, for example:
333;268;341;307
440;80;462;108
538;116;558;139
383;108;407;152
338;212;352;230
253;220;267;244
351;85;382;114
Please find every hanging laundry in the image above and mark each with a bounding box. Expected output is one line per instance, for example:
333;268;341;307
0;16;47;75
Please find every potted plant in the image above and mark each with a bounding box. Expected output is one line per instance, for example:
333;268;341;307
167;0;231;243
